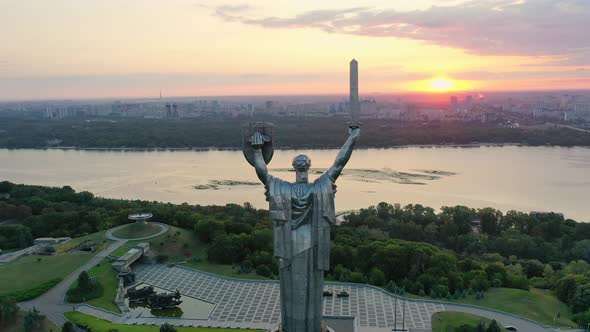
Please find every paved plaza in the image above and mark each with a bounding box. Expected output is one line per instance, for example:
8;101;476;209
135;264;445;331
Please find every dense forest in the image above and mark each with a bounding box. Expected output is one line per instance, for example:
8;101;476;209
2;181;590;324
1;117;590;149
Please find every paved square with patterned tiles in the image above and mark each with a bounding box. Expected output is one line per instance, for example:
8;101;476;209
135;264;445;331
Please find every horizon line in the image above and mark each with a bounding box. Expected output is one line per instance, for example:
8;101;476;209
2;88;590;103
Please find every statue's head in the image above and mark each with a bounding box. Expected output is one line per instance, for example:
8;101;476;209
292;154;311;173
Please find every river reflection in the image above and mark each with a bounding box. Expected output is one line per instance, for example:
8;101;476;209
1;146;589;221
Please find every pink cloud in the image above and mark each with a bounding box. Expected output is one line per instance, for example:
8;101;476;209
214;0;590;63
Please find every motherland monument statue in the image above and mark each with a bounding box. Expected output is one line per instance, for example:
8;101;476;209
243;121;360;332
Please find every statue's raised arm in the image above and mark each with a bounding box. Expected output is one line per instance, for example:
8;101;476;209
242;122;275;186
250;131;270;185
326;126;360;181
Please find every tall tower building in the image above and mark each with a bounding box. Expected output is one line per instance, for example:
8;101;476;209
350;59;359;116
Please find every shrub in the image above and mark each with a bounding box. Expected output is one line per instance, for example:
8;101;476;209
506;274;530;291
486;320;501;332
573;311;590;327
77;271;94;293
62;322;75;332
0;297;18;326
256;264;272;278
240;261;253;274
156;254;169;263
429;289;437;298
529;277;549;289
24;308;45;332
160;323;177;332
432;284;449;298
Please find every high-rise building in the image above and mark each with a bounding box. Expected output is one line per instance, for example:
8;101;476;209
350;59;359;115
450;96;458;111
465;95;473;109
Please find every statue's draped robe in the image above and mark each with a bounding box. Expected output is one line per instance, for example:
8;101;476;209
266;173;336;332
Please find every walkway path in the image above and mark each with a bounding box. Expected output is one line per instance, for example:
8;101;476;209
19;240;128;327
0;244;42;264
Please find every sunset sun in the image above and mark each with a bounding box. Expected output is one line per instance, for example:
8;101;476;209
428;77;455;92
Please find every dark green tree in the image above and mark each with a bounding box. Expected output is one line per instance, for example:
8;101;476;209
554;275;577;304
572;284;590;313
369;267;386;286
476;320;486;332
160;322;177;332
478;208;502;235
194;219;225;243
486;320;501;332
0;297;18;326
62;321;75;332
77;271;94;293
207;234;244;264
0;181;14;193
23;308;45;332
573;311;590;328
256;265;272;278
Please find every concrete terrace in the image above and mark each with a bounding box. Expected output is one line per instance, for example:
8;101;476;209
134;264;441;331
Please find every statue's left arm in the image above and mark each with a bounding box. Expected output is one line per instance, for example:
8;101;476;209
326;127;360;181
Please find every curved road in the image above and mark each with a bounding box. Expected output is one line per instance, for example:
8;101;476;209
19;240;128;327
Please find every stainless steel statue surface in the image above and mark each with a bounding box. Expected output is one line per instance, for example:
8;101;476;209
244;123;360;332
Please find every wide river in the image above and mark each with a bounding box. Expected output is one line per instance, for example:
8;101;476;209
1;146;589;221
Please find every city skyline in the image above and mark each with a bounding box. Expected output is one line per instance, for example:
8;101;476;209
1;0;589;100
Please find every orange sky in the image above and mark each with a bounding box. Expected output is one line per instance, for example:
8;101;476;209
0;0;588;100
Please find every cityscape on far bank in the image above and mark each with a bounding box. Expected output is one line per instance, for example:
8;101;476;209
2;89;590;127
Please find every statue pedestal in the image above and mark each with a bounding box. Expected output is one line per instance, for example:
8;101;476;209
271;320;334;332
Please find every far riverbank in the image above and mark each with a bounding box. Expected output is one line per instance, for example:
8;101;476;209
0;142;532;152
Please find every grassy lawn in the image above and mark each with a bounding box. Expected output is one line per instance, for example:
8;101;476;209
0;231;114;300
114;226;266;280
453;288;574;327
64;311;264;332
0;252;91;296
432;312;495;332
67;259;121;313
111;223;162;239
406;287;574;327
56;230;112;254
111;245;132;257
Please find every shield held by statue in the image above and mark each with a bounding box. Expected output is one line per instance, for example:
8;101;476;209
242;122;275;167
